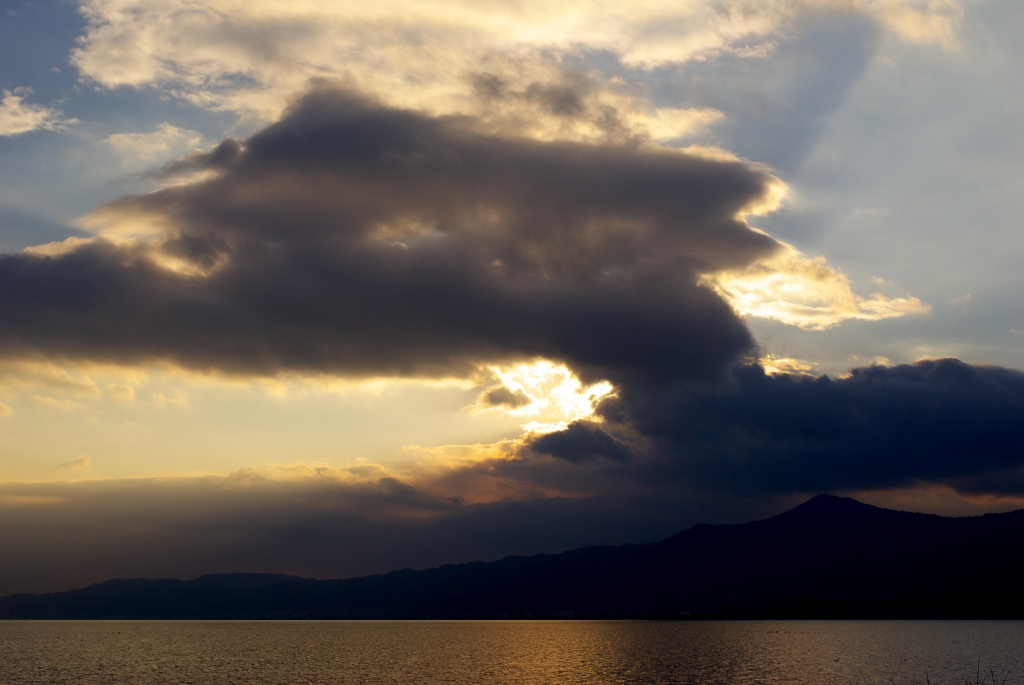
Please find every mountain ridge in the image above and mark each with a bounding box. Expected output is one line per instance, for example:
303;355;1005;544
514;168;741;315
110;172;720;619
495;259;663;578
4;494;1024;619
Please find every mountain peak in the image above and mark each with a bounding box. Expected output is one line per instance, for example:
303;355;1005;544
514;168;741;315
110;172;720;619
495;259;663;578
772;493;882;521
797;493;869;509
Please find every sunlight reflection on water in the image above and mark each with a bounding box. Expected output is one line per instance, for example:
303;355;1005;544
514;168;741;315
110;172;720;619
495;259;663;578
1;620;1022;684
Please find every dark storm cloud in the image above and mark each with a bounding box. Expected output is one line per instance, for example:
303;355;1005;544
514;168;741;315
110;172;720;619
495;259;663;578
0;86;779;385
583;358;1024;497
527;420;634;463
154;138;243;179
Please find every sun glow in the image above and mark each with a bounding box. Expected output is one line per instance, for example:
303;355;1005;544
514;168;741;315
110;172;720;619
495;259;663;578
478;360;614;434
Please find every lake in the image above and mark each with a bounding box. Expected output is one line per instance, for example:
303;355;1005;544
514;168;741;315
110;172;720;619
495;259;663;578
1;620;1022;684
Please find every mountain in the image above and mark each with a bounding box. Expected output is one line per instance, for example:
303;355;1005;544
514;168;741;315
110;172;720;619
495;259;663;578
4;494;1024;619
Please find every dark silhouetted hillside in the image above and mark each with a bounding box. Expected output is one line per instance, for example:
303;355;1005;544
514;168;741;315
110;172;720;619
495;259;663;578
4;495;1024;619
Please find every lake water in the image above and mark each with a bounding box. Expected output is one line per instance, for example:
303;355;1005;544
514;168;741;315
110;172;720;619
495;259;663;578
1;620;1022;684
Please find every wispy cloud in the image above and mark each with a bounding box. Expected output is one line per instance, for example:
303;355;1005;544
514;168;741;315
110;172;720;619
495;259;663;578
105;383;135;403
0;88;77;137
862;0;964;51
102;123;204;167
31;396;85;412
52;455;91;473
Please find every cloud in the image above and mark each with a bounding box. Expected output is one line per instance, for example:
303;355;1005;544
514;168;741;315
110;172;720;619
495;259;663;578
0;495;65;508
151;390;188;408
864;0;964;50
467;69;725;144
479;385;531;410
0;87;783;387
0;361;102;397
527;421;633;464
949;293;972;312
0;88;77;137
103;123;204;166
852;484;1024;519
701;241;930;329
30;396;85;412
583;358;1024;497
68;0;963;126
481;360;615;429
758;355;819;376
0;402;12;417
414;357;1024;509
0;89;945;514
66;1;790;108
105;383;135;402
53;455;91;473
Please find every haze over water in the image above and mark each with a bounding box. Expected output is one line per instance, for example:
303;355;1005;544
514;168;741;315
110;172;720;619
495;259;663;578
2;620;1022;684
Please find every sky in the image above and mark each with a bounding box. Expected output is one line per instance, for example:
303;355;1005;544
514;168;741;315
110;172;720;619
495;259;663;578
1;0;1024;595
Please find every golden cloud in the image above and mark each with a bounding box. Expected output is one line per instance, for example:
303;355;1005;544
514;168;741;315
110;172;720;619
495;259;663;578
701;242;930;330
757;354;820;376
70;0;963;128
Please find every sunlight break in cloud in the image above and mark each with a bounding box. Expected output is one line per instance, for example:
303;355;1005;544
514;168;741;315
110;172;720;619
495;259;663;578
478;361;614;433
701;242;930;330
0;88;77;137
